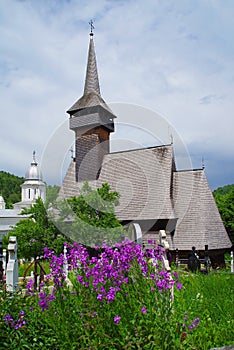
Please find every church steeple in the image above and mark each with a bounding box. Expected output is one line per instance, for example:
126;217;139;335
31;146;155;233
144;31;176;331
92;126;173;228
67;30;114;115
67;28;116;182
20;151;46;204
83;33;100;96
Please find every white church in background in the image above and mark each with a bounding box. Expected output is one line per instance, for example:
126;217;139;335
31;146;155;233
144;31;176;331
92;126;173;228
0;152;46;239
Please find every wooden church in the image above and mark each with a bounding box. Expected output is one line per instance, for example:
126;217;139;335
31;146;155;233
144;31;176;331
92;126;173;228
58;30;232;264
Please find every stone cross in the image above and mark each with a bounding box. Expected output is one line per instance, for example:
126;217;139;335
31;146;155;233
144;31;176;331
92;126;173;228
158;230;171;271
3;249;7;276
63;244;68;279
6;236;19;292
0;238;3;282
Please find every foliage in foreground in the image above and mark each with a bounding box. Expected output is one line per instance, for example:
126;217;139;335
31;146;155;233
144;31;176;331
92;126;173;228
1;241;192;350
1;241;233;349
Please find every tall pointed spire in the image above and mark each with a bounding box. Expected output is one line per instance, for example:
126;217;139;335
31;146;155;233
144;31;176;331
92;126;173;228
67;28;114;115
83;34;101;95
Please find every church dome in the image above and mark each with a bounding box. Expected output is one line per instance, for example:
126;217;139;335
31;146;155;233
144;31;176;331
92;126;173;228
25;151;43;180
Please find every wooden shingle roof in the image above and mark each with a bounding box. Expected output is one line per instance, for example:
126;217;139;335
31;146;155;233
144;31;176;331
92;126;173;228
171;169;232;251
98;145;176;221
59;145;176;221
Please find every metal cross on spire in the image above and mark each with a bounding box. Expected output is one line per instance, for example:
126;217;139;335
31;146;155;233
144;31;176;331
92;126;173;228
89;19;95;36
32;150;37;165
202;156;205;170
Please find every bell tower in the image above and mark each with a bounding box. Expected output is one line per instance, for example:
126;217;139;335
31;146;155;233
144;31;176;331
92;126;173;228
67;28;116;182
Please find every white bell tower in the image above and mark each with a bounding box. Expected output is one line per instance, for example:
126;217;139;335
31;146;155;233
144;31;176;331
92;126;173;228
21;151;46;204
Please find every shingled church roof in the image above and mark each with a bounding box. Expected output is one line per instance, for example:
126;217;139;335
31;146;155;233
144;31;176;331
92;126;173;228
172;169;232;251
99;145;176;221
59;144;176;221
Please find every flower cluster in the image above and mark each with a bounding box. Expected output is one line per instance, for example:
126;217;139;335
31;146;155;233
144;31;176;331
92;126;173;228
4;311;27;330
44;247;66;288
43;240;180;306
183;312;200;329
22;240;184;317
38;291;56;312
26;279;35;296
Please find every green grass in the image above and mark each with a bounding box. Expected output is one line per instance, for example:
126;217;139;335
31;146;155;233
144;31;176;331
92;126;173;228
174;271;234;349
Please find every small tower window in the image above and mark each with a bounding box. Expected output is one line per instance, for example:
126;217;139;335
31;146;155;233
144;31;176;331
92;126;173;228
28;189;30;199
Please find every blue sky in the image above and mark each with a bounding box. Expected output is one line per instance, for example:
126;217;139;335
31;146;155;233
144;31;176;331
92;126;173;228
0;0;233;190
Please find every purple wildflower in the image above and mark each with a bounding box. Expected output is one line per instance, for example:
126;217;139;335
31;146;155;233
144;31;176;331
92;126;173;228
4;313;14;327
114;315;121;324
189;317;200;329
38;291;56;311
43;239;183;314
176;283;183;290
26;279;34;295
97;294;103;301
4;311;27;330
141;307;147;313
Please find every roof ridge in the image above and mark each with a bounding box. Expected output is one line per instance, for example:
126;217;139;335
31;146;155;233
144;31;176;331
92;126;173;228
175;168;204;173
109;144;172;155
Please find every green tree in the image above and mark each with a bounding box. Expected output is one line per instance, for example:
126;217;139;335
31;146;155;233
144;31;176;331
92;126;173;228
213;184;234;196
0;171;24;208
9;198;67;260
45;185;60;208
214;187;234;245
56;182;125;247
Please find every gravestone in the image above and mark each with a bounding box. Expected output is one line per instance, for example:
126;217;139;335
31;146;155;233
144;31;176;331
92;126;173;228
6;236;19;291
159;230;171;272
3;249;7;276
63;244;68;279
128;223;142;245
0;238;3;282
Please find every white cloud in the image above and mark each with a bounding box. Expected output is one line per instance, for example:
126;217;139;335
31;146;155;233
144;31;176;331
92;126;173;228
0;0;233;189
